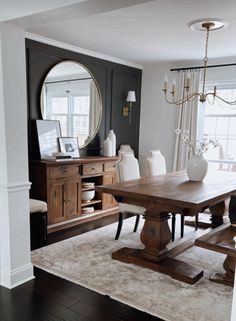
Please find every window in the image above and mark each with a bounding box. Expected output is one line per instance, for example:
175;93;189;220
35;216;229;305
44;79;91;147
198;85;236;171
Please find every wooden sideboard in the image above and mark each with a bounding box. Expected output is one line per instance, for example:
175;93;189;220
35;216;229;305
29;156;118;233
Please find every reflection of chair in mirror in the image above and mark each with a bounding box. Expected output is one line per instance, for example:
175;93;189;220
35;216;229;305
219;144;233;171
115;153;146;240
146;150;198;241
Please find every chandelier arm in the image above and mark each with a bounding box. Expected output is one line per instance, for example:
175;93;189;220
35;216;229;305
214;94;236;105
206;93;216;105
163;92;201;105
174;92;202;104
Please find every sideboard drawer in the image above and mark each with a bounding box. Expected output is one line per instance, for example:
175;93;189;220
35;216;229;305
49;165;80;178
82;163;103;175
104;162;116;173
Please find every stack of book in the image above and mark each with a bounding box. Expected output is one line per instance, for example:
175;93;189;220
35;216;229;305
43;155;72;161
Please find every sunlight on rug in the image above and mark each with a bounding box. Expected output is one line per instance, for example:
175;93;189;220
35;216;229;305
32;217;233;321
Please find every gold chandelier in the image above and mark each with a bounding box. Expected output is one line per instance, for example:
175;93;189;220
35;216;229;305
162;18;236;106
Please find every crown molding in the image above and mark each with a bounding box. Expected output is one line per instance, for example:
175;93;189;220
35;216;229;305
25;32;143;70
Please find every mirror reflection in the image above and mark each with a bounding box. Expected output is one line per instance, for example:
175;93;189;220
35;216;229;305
41;61;102;148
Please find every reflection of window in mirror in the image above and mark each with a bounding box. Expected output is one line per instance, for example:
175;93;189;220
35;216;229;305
41;61;102;148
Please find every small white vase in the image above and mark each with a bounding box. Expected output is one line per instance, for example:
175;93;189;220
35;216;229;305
108;130;116;156
187;155;208;181
103;137;113;157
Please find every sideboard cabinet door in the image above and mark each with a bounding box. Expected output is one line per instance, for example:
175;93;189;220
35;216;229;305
102;173;117;209
65;179;81;220
49;180;66;225
29;157;118;232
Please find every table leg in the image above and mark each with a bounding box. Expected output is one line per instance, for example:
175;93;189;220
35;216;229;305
140;211;171;261
210;255;236;286
112;208;204;284
209;201;227;227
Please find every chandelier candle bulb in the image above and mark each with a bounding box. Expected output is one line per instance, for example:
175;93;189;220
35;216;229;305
172;80;176;93
163;75;168;91
185;74;191;89
214;85;217;96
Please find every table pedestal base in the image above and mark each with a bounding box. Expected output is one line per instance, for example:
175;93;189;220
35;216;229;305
209;255;236;286
112;247;203;285
210;273;234;286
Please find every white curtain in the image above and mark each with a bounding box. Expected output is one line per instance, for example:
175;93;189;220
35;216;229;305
89;80;100;137
173;69;203;171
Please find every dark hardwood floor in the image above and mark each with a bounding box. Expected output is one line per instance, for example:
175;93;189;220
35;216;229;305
47;212;131;245
0;214;166;321
0;268;164;321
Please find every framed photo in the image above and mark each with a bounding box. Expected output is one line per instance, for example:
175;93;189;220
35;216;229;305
36;120;61;159
59;137;80;158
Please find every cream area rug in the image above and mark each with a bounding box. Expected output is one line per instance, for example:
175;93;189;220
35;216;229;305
32;217;233;321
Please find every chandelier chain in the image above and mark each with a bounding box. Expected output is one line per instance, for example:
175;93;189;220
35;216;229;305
202;24;210;98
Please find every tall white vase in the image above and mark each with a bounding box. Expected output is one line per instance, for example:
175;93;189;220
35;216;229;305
103;137;113;157
108;130;116;156
187;155;208;181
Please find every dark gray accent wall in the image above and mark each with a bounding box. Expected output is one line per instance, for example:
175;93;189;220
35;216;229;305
26;39;142;159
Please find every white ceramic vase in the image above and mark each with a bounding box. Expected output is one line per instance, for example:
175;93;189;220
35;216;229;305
187;155;208;181
108;130;116;156
103;137;113;157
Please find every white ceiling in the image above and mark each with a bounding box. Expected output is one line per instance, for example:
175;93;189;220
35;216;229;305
0;0;85;22
5;0;236;64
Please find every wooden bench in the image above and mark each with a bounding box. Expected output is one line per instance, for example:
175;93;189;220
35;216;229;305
195;223;236;286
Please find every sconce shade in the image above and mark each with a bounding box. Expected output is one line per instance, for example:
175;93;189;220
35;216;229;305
126;91;136;102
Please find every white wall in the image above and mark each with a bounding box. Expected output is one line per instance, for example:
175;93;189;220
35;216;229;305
231;272;236;321
0;22;34;288
139;62;178;175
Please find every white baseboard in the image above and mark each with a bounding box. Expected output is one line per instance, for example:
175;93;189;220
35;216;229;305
0;263;35;289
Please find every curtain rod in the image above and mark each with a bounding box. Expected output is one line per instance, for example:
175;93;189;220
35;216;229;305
170;62;236;72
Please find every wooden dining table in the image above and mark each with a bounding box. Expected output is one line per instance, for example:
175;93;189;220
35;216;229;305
96;170;236;284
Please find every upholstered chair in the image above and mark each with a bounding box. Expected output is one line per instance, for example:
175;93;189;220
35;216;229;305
146;150;187;241
117;144;134;156
146;150;167;176
115;152;146;240
30;199;48;250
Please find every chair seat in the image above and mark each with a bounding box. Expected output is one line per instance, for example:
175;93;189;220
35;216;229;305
119;203;146;214
30;199;47;213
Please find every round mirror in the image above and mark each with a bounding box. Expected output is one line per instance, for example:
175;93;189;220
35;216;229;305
40;61;102;148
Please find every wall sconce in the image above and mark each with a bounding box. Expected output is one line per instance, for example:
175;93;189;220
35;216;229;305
123;91;136;125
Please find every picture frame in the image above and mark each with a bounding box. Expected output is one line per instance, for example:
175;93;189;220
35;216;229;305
36;119;61;159
59;137;80;158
